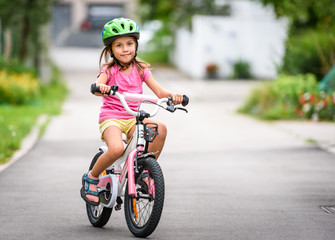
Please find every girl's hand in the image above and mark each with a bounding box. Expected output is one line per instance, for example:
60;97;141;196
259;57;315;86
171;93;183;105
98;84;111;97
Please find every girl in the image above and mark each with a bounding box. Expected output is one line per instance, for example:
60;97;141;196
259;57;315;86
81;18;183;205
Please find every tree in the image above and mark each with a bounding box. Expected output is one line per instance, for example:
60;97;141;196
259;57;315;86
139;0;229;29
0;0;53;66
257;0;335;33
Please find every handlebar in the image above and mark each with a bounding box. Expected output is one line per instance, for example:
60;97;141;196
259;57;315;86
90;83;189;118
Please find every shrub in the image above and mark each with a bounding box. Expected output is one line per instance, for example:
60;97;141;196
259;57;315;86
298;91;335;121
239;74;335;121
272;74;318;106
0;70;40;105
281;30;335;80
0;57;37;76
233;60;252;79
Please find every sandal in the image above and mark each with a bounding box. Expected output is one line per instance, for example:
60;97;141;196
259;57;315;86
138;171;149;193
80;171;100;206
141;171;155;198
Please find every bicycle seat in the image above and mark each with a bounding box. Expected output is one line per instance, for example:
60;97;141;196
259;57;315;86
122;133;128;144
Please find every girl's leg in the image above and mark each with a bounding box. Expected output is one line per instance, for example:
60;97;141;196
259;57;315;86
91;125;124;177
85;126;124;203
127;119;167;160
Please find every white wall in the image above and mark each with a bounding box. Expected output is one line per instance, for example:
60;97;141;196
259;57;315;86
173;0;288;79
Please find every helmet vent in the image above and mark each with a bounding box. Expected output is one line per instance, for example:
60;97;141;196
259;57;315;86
112;29;118;33
130;26;133;31
121;24;124;29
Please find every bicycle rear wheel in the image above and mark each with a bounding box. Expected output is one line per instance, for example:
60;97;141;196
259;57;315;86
86;151;112;227
124;157;165;237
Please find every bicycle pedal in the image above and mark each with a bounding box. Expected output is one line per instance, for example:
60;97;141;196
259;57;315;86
115;196;123;211
115;204;122;211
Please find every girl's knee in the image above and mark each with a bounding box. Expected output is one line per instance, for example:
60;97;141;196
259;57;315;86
106;144;123;159
158;122;167;139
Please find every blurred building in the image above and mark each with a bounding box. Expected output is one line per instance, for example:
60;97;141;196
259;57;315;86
173;0;288;79
52;0;137;43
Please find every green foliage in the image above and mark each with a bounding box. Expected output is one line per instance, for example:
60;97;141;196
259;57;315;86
0;57;37;76
0;0;53;62
139;0;229;26
0;70;40;105
256;0;335;78
139;23;172;63
257;0;335;33
239;74;335;121
140;50;169;64
139;0;178;22
233;60;253;79
281;29;335;80
0;105;40;163
272;74;318;105
0;65;67;164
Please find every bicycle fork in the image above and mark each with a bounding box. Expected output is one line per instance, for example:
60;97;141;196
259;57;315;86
127;147;141;198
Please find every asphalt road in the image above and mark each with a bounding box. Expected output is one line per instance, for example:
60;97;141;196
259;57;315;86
0;48;335;240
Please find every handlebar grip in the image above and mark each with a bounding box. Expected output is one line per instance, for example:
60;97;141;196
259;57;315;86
182;95;189;107
90;83;101;94
90;83;118;95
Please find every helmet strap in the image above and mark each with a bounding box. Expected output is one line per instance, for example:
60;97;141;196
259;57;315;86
118;62;132;71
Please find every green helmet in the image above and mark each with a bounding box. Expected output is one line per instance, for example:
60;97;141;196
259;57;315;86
102;18;140;46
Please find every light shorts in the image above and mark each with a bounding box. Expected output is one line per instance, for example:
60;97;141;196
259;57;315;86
99;118;136;141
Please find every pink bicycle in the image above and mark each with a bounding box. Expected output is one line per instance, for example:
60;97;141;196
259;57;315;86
85;83;188;237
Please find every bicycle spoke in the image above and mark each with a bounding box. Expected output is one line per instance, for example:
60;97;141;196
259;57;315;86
134;197;154;226
92;205;103;218
131;182;155;227
138;203;152;225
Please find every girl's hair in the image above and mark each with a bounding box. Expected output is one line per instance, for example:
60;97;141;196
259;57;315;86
99;41;151;76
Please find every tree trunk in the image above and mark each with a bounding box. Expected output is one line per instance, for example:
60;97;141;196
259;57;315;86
4;28;12;60
19;19;30;61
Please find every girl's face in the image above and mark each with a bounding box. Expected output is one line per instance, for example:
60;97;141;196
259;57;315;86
111;37;137;65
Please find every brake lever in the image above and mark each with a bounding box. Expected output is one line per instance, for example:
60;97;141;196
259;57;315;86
165;106;188;113
166;97;188;113
175;107;188;113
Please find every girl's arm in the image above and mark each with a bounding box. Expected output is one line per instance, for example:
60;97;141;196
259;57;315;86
94;72;110;97
145;75;183;105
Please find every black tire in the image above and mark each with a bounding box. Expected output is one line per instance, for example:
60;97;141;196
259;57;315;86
85;151;112;228
124;157;165;237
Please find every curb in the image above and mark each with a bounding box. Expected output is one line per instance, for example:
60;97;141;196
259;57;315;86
319;143;335;155
273;121;335;156
0;115;48;173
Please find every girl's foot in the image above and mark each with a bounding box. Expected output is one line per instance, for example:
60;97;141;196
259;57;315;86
141;170;155;198
80;171;100;206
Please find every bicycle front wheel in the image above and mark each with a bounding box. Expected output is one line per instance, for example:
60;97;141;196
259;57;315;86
124;157;165;238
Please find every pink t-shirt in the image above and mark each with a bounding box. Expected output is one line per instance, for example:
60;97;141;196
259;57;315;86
98;64;151;122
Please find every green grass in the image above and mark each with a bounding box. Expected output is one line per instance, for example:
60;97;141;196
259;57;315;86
0;67;68;164
306;138;317;144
